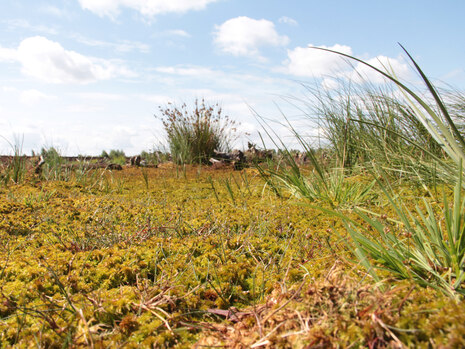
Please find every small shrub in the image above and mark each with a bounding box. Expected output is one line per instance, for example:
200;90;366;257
101;149;127;165
156;99;238;164
140;150;167;165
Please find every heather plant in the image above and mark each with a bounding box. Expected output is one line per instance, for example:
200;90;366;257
156;99;238;164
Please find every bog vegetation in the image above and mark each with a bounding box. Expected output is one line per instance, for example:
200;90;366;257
156;99;238;165
1;48;465;347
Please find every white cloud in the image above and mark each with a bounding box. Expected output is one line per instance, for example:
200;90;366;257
237;121;256;134
40;5;70;18
4;19;58;35
284;44;353;77
154;65;215;76
20;89;56;105
75;92;127;101
139;94;173;105
115;41;150;53
72;34;150;53
14;36;134;83
78;0;219;18
349;55;411;84
0;47;17;62
1;86;18;92
213;16;289;58
164;29;191;38
63;104;105;113
321;77;341;90
278;16;298;26
284;44;412;85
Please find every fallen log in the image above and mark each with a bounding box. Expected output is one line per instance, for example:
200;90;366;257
34;156;45;174
211;149;246;170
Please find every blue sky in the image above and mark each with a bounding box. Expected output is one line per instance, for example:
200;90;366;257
1;0;464;155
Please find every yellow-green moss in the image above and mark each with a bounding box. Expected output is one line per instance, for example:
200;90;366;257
0;166;461;347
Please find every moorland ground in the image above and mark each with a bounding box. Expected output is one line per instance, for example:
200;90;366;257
2;49;465;348
0;163;464;348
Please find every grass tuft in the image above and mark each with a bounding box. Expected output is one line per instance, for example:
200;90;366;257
156;99;239;165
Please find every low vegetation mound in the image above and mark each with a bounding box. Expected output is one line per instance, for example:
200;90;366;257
0;165;463;347
156;99;239;165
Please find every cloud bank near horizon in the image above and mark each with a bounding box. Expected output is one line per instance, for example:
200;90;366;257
0;0;460;156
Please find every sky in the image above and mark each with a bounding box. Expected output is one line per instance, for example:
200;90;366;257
0;0;464;155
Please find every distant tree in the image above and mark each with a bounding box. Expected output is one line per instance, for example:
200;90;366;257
106;149;126;165
109;149;125;158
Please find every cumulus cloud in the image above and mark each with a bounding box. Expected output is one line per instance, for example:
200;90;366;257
213;16;289;58
284;44;411;85
7;36;135;84
78;0;219;18
1;86;17;92
284;44;352;77
321;77;341;91
349;55;411;84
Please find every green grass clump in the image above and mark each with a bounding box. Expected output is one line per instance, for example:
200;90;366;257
317;45;465;298
0;137;27;186
101;149;127;165
258;45;465;299
39;147;70;181
345;167;465;299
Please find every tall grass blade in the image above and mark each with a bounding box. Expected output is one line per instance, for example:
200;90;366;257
310;45;465;177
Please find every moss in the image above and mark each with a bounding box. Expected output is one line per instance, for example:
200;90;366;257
0;166;462;346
